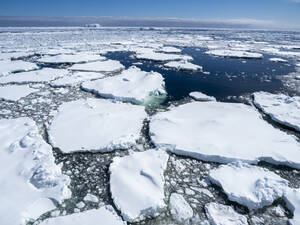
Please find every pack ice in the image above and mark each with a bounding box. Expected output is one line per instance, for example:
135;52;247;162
0;118;71;225
164;60;203;71
136;51;193;62
109;149;169;222
253;92;300;131
48;98;147;153
206;49;263;59
82;66;166;104
38;53;105;64
150;102;300;168
69;60;124;73
0;85;38;101
0;60;38;76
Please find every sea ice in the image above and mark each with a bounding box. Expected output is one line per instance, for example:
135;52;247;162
0;68;68;84
169;193;193;223
209;162;288;210
206;49;263;59
269;58;288;63
136;51;193;62
39;206;125;225
69;60;125;73
81;66;166;104
253;92;300;131
189;92;216;101
0;118;71;225
109;149;169;222
150;102;300;168
0;60;38;76
164;60;203;71
205;203;248;225
159;46;182;53
0;85;38;101
48;98;146;153
83;194;98;203
284;188;300;225
38;53;105;64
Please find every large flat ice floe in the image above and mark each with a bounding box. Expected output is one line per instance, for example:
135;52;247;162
37;53;105;64
189;92;216;101
150;102;300;168
39;206;125;225
0;85;38;101
206;49;263;59
110;149;169;222
164;60;203;71
253;92;300;131
284;188;300;225
209;162;288;210
48;98;147;153
205;202;248;225
82;66;166;104
136;51;193;62
0;60;38;76
69;60;125;73
0;118;71;225
0;68;68;84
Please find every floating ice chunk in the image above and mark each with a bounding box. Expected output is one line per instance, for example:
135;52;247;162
164;60;202;71
0;118;71;225
206;49;263;59
253;92;300;131
136;51;193;62
0;60;38;76
158;46;182;53
38;53;105;64
269;58;288;63
83;194;98;203
39;206;125;225
296;63;300;67
284;188;300;225
109;149;169;222
205;203;248;225
48;98;146;153
209;162;288;210
169;193;193;223
189;92;216;101
0;68;68;84
0;52;34;60
0;85;38;101
150;102;300;168
69;60;125;73
82;66;166;104
51;71;105;87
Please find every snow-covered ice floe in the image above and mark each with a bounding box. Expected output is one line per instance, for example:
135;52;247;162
158;46;181;53
284;188;300;225
209;162;288;210
51;71;105;87
253;92;300;131
206;49;263;59
269;58;288;63
48;98;146;153
136;51;193;62
0;60;38;76
39;206;125;225
37;53;105;64
150;102;300;168
169;193;193;223
0;52;34;60
82;66;166;104
205;202;248;225
0;68;68;84
189;92;216;101
109;149;169;222
163;60;202;72
0;118;71;225
0;85;38;101
69;60;124;73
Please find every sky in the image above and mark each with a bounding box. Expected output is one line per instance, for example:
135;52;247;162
0;0;300;28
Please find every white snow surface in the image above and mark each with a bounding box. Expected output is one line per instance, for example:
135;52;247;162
253;92;300;131
206;49;263;59
209;162;288;210
136;51;193;62
0;68;68;84
0;85;38;101
0;118;71;225
69;60;125;72
110;149;169;222
205;203;248;225
39;206;125;225
284;188;300;225
0;60;38;76
150;101;300;168
189;92;216;101
169;193;193;223
269;58;288;63
82;66;166;104
37;53;105;64
48;98;146;153
164;60;202;71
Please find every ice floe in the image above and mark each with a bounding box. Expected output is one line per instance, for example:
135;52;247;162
253;92;300;131
164;60;202;71
136;51;193;62
206;49;263;59
158;46;182;53
39;206;125;225
0;118;71;225
0;60;38;76
150;102;300;168
169;193;193;223
284;188;300;225
69;60;125;73
189;92;216;101
38;53;105;64
109;149;169;222
0;52;34;60
269;58;288;63
0;68;68;84
205;202;248;225
48;98;146;153
0;85;38;101
81;66;166;104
